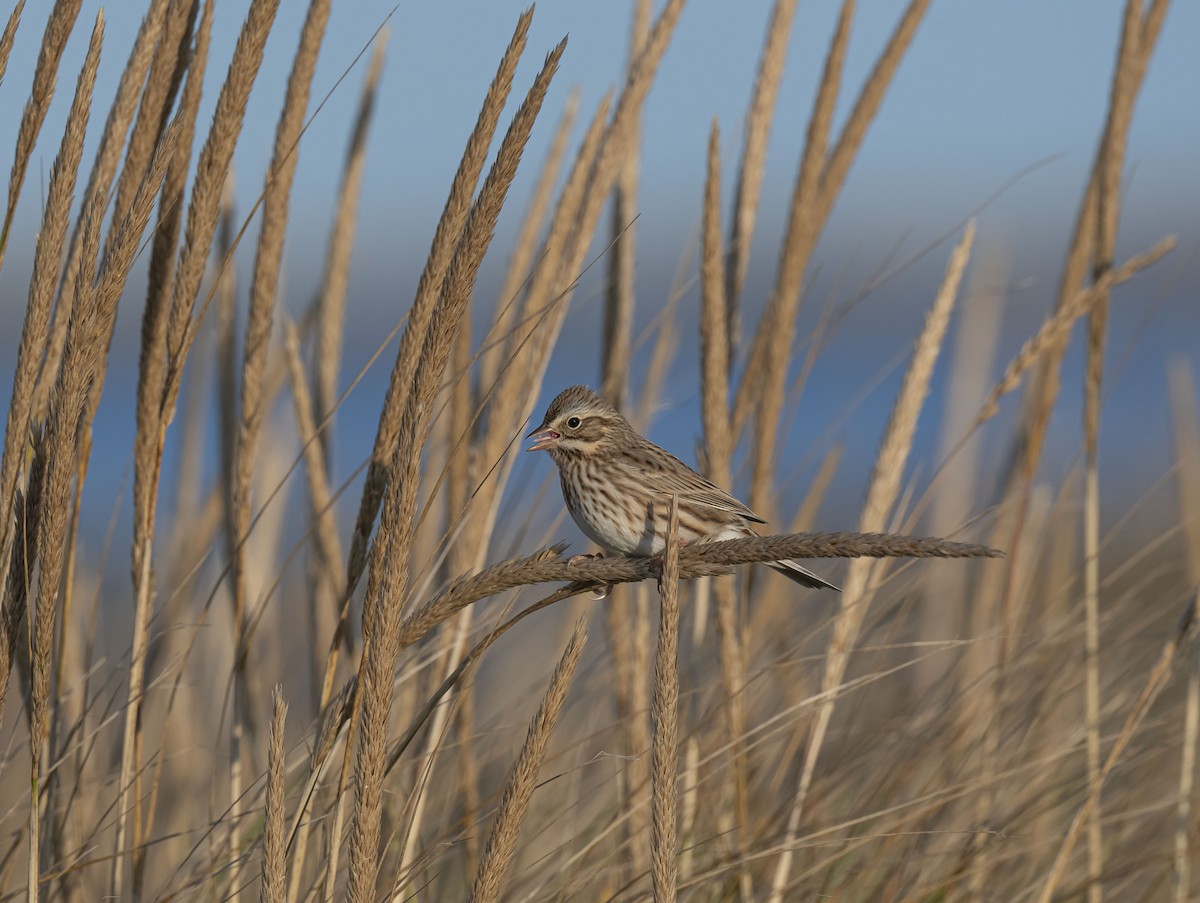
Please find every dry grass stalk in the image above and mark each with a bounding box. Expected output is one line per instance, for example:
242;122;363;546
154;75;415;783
769;220;974;902
392;36;569;886
1015;0;1167;509
466;617;588;903
700;119;751;883
459;93;610;573
972;237;1173;435
0;0;82;268
28;0;172;426
283;320;344;703
651;497;682;903
600;0;650;409
1081;7;1161;894
739;0;853;509
395;533;998;646
346;37;564;900
1170;363;1200;901
30;113;175;902
0;5;101;603
162;0;282;428
725;0;798;353
261;686;288;903
0;1;24;89
463;0;683;593
0;432;44;723
225;6;329;890
1036;595;1199;903
116;2;213;893
478;88;578;396
313;36;385;456
99;0;193;271
344;9;533;609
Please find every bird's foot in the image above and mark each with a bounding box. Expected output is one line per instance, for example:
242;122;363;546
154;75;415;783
567;551;611;599
567;550;605;567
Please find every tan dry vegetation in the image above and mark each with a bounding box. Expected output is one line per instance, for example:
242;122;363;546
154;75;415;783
0;1;1193;901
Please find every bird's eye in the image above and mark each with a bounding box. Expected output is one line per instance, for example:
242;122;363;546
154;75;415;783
566;416;582;430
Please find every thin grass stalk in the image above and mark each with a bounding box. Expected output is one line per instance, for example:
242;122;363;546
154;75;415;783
985;8;1168;890
98;0;193;270
37;22;105;891
0;431;43;747
261;686;288;903
313;36;386;462
225;6;329;894
393;40;570;887
1036;594;1199;903
344;9;533;611
0;4;100;622
461;93;610;586
1083;6;1147;894
699;118;750;888
725;0;798;355
740;0;852;511
651;497;681;903
32;0;171;425
463;0;684;590
27;164;102;903
466;618;588;903
161;0;282;433
118;4;213;895
0;0;82;269
600;0;650;409
478;89;578;397
1170;362;1200;902
282;320;344;708
0;1;24;89
32;114;174;903
346;38;564;900
769;221;973;903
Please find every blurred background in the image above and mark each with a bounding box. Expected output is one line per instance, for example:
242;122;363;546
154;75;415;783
1;0;1196;560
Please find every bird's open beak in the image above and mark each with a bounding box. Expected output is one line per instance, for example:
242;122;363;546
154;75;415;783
526;425;560;452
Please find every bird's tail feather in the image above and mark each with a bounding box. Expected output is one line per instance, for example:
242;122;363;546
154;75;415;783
766;559;839;591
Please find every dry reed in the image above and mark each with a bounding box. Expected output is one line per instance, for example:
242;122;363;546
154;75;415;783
651;496;682;902
467;617;588;903
0;2;1191;898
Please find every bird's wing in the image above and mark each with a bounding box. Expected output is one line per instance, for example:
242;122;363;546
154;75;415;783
621;442;766;524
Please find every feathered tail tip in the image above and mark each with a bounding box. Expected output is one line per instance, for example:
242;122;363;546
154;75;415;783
767;559;840;591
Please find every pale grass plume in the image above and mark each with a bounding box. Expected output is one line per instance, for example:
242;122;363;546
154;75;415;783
0;1;24;90
651;496;682;903
769;219;974;903
0;0;82;266
600;0;650;409
467;617;588;903
29;0;172;424
725;0;798;349
346;35;565;901
314;35;386;449
163;0;283;424
225;6;330;886
345;8;534;606
1170;362;1200;903
261;685;288;903
0;6;101;594
478;88;578;397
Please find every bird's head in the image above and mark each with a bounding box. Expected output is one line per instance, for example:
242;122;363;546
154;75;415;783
526;385;628;460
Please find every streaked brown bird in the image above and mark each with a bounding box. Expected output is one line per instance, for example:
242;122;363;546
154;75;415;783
526;385;838;590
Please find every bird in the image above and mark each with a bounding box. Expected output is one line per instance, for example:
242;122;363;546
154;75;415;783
525;385;838;591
